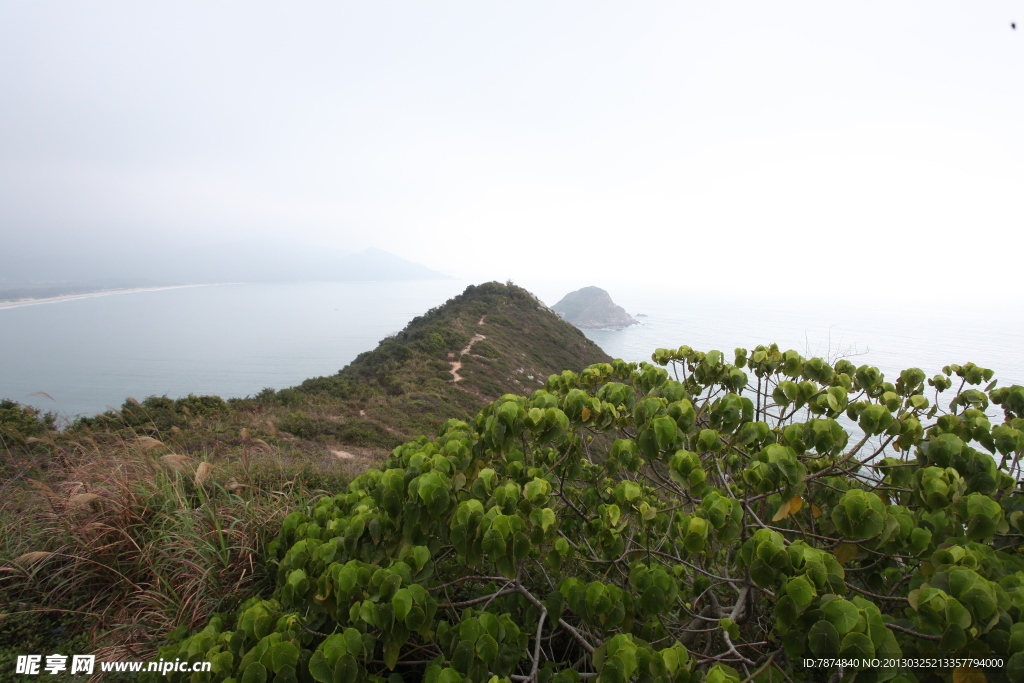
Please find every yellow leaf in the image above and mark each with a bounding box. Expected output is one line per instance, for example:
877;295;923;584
581;408;591;421
771;496;803;522
834;543;859;565
952;668;987;683
811;504;822;519
771;498;792;522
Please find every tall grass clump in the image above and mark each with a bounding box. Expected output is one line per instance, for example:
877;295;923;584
0;422;352;669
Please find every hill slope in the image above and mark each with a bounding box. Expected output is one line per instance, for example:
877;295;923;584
68;281;612;471
274;281;612;449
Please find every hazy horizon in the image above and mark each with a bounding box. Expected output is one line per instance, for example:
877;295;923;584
2;2;1022;299
0;238;451;291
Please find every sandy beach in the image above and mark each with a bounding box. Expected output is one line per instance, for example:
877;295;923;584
0;283;239;310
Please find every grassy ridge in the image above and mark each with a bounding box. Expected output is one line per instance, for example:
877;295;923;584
254;281;610;451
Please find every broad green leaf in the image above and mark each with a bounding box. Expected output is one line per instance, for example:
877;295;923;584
606;504;621;528
307;652;331;683
392;588;412;622
476;633;499;666
808;620;840;656
383;640;401;670
524;477;550;502
750;559;775;588
823;599;860;635
512;532;531;561
839;632;874;659
540;508;556;531
459;617;481;643
343;628;363;657
640;584;666;614
482;529;506;557
270;642;299;674
785;576;815;607
775;595;799;626
451;640;475;674
405;605;426;631
653;416;678;449
412;546;431;570
940;624;967;652
241;662;268;683
437;669;462;683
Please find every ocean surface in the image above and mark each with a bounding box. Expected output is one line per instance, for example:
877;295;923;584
0;281;469;419
1;280;1021;420
577;285;1024;391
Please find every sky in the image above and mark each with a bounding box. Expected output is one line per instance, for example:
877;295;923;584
1;1;1022;297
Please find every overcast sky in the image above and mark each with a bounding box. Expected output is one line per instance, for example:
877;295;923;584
1;1;1021;296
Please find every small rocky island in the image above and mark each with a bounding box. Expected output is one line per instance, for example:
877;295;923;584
550;286;637;329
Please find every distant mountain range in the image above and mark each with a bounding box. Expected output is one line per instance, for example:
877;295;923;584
0;238;450;301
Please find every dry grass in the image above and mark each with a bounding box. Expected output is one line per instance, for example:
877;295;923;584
0;424;355;664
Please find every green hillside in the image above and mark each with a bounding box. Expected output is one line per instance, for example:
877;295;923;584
266;281;611;448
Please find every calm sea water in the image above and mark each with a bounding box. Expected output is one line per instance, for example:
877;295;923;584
1;280;1021;419
578;284;1024;396
0;281;471;419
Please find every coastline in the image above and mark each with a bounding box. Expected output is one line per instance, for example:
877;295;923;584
0;283;241;310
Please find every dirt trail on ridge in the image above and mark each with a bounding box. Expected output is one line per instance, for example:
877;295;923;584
450;317;488;382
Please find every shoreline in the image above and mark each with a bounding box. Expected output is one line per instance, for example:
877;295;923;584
0;283;241;310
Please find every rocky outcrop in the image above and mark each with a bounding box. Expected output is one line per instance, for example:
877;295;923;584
550;286;637;329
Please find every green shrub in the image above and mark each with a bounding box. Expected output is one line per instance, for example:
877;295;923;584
279;412;318;439
150;347;1024;682
72;394;228;433
0;399;56;442
338;422;403;450
421;332;447;354
471;340;499;358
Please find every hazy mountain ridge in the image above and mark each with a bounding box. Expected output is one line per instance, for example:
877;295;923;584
0;239;448;301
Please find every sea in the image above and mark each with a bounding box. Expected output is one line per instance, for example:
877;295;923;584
1;280;1021;421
